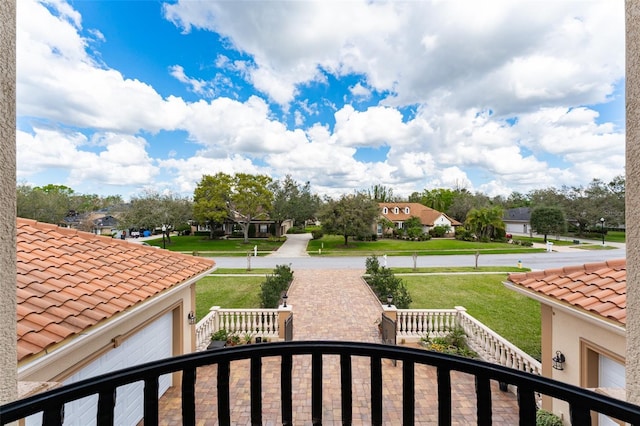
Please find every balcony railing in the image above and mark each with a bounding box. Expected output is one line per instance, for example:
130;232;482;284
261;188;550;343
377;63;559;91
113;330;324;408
2;341;640;425
196;306;281;350
396;307;542;376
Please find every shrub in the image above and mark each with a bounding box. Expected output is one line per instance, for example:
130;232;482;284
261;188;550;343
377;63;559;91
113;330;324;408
211;328;229;342
455;228;475;241
420;327;478;358
364;256;412;308
429;225;449;238
311;229;324;240
536;409;563;426
260;264;294;308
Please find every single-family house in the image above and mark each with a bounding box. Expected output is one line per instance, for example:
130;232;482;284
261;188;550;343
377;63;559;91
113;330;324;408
505;259;626;425
16;218;216;425
503;207;532;236
376;202;461;237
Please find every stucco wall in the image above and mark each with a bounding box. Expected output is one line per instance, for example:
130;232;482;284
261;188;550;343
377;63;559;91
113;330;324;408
0;0;17;406
18;283;196;384
627;0;640;405
550;308;626;419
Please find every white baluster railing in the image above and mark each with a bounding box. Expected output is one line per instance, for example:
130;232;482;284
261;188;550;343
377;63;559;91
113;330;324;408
455;307;541;376
196;307;280;351
394;307;541;376
397;309;458;338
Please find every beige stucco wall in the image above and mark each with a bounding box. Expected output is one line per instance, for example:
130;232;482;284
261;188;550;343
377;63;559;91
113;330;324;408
627;0;640;405
0;0;17;406
18;283;197;385
549;307;626;419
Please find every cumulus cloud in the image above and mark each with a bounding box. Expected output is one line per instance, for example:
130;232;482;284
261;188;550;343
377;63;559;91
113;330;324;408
16;0;625;199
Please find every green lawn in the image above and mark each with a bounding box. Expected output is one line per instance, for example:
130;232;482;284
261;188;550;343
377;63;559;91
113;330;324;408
403;274;541;360
606;230;626;243
510;236;575;246
308;235;545;256
391;266;530;273
195;276;263;320
144;235;285;256
196;270;541;360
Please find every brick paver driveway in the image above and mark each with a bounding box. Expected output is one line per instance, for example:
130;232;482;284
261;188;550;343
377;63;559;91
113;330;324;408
158;269;520;424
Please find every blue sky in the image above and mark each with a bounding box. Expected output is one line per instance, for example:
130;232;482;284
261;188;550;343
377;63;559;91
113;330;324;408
16;0;625;200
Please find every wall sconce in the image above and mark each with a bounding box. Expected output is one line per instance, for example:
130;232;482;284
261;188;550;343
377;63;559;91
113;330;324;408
282;293;288;308
552;351;566;370
187;311;196;325
387;294;393;307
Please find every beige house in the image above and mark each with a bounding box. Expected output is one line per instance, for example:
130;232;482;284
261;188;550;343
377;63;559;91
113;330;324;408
15;218;216;424
505;259;626;425
376;202;461;237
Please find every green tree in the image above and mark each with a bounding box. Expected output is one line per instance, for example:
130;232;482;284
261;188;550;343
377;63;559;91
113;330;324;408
368;184;395;202
270;175;320;231
16;184;73;224
319;192;380;246
446;189;491;223
120;191;193;244
229;173;273;243
530;206;566;242
403;216;424;239
464;206;505;240
414;188;457;212
193;173;233;239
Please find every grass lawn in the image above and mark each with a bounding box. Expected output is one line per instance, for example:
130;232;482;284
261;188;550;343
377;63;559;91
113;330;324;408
606;230;626;243
308;235;545;256
195;276;263;320
403;274;541;360
510;236;575;246
391;266;530;273
196;269;541;360
143;235;285;256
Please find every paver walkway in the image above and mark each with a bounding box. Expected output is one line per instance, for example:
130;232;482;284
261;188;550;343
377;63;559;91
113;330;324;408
157;269;520;424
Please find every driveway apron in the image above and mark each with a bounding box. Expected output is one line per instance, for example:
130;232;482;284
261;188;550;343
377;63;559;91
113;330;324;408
157;269;520;425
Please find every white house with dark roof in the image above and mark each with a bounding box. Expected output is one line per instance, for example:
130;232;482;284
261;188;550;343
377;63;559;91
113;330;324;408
15;218;216;425
503;207;532;236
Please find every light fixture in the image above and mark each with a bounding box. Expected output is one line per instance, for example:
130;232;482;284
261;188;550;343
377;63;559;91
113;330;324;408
600;217;606;245
187;311;196;325
283;293;288;308
552;351;566;370
387;294;393;307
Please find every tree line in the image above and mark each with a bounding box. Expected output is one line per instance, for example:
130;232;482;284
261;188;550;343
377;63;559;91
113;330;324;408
16;174;624;244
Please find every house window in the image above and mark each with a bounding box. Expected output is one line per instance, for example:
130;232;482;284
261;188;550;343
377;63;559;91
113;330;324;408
393;207;399;214
259;224;268;234
404;207;410;214
383;207;388;214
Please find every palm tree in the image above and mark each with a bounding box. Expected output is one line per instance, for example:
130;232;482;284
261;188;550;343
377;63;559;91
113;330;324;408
464;206;505;240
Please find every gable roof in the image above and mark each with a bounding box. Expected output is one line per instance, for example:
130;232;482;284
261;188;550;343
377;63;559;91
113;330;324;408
503;207;531;222
379;203;462;226
16;218;216;362
506;259;626;325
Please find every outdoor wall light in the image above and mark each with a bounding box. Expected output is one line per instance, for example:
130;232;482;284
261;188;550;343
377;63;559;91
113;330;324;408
552;351;566;370
283;293;288;308
387;294;393;307
187;311;196;325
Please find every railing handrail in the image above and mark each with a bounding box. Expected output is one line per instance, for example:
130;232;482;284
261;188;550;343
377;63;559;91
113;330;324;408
457;310;541;373
2;341;639;425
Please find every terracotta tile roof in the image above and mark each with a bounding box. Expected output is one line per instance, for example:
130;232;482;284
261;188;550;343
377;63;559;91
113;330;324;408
506;259;626;325
16;218;216;362
379;202;462;226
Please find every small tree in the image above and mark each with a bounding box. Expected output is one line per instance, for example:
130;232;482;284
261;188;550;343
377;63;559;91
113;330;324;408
319;192;380;246
403;216;424;239
530;206;566;243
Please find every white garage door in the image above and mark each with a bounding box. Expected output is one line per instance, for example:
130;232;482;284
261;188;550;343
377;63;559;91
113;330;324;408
27;312;173;426
599;355;625;426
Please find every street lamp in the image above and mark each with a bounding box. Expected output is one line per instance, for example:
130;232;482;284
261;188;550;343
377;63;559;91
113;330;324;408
162;224;166;249
600;217;605;245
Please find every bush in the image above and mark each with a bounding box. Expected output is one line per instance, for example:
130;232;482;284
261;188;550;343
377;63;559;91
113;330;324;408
421;327;478;358
455;228;475;241
429;225;449;238
364;256;412;308
260;264;294;308
536;409;563;426
311;229;324;240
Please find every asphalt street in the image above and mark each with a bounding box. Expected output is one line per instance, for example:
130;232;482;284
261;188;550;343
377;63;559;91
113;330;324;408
213;246;626;271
